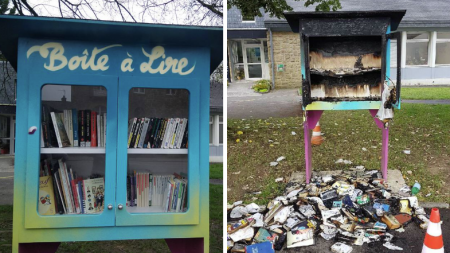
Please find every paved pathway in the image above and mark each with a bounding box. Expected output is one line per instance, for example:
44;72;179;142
0;171;13;205
228;81;302;119
209;179;223;185
402;99;450;104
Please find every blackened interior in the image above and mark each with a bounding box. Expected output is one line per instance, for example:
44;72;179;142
308;36;383;101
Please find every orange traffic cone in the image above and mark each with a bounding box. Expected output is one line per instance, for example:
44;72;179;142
311;122;323;146
422;208;444;253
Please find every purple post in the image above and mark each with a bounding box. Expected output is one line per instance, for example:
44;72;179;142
381;127;389;180
165;238;204;253
19;242;60;253
304;120;312;183
304;110;323;183
369;109;389;180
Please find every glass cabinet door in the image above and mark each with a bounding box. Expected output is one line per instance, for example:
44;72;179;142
116;76;200;226
25;74;117;228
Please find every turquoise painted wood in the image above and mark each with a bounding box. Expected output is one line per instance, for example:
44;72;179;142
116;76;201;226
24;73;118;229
10;16;217;251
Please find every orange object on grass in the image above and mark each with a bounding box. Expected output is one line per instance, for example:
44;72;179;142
311;122;323;146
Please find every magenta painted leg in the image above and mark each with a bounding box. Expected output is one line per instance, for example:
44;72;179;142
304;120;312;183
304;110;323;183
369;110;389;180
369;109;383;129
19;242;60;253
381;127;389;180
165;238;204;253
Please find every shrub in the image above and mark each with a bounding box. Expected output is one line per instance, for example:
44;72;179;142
252;80;271;93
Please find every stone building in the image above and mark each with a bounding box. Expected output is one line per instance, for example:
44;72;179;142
227;0;450;88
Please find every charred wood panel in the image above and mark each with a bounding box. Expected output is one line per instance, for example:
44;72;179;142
302;34;312;107
310;71;382;101
381;34;387;91
395;32;402;103
299;18;389;37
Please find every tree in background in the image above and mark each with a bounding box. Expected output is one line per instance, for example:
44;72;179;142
9;0;222;25
0;0;16;15
228;0;341;18
0;0;223;100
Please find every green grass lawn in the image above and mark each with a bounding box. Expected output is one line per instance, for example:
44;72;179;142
228;104;450;206
0;164;223;253
401;87;450;100
210;163;223;179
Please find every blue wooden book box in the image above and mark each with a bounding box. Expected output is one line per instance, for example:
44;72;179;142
0;15;222;253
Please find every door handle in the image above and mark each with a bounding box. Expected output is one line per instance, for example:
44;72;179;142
118;204;123;210
107;204;113;210
28;126;37;135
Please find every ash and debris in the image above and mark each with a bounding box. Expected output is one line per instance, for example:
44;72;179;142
227;166;433;253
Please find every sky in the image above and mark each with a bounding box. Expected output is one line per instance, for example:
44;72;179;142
14;0;222;26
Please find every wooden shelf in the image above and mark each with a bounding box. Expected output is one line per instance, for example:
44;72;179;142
40;148;188;154
127;149;188;154
41;147;106;154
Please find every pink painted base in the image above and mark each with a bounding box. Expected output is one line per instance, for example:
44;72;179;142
165;238;204;253
19;242;60;253
369;109;389;180
304;110;323;183
303;110;390;183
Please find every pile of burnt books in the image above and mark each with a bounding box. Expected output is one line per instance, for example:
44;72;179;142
227;168;432;253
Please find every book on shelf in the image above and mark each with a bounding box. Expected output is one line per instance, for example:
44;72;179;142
42;107;106;149
127;117;188;149
72;109;79;147
83;178;105;214
91;111;97;147
38;175;57;215
39;157;104;215
85;110;91;147
50;112;71;148
126;172;187;212
79;110;86;147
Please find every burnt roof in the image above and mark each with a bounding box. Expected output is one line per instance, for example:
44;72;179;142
265;0;450;29
284;10;406;33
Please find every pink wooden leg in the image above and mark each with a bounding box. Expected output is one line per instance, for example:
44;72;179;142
304;110;323;183
381;127;389;180
304;121;312;184
369;109;384;129
19;242;60;253
369;110;389;180
165;238;204;253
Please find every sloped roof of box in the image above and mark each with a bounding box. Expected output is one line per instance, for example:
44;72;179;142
0;15;223;74
284;10;406;33
266;0;450;28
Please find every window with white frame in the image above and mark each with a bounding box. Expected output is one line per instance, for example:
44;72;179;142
219;116;223;144
209;116;213;144
436;32;450;65
406;32;429;66
390;38;397;67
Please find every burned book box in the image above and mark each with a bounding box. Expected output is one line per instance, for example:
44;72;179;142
284;11;406;108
